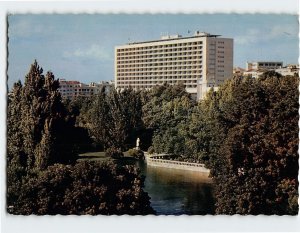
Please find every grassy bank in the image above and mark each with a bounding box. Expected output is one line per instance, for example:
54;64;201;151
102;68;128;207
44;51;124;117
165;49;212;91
78;151;137;163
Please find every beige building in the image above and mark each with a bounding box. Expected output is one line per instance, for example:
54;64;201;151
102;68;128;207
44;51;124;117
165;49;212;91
275;64;299;76
233;67;246;76
244;61;298;78
243;70;264;79
244;61;283;78
58;79;114;99
89;80;115;95
246;61;283;71
115;32;233;100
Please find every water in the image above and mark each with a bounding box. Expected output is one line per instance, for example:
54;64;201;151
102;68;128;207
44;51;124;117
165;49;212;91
79;153;215;215
137;161;215;215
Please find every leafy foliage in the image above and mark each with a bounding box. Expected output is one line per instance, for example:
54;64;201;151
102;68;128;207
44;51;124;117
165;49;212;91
87;88;144;151
7;61;80;208
9;161;154;215
141;75;298;215
128;148;144;160
105;147;124;159
192;75;299;215
8;61;298;215
7;61;77;171
62;96;97;152
142;83;193;130
141;83;195;155
7;61;154;216
147;146;155;154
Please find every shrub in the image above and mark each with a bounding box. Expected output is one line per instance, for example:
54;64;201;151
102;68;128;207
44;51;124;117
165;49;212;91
128;148;144;160
147;146;155;155
105;147;124;159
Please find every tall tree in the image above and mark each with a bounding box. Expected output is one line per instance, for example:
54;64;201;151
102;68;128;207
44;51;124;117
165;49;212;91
8;60;76;170
87;87;144;151
7;61;155;215
191;75;299;215
141;83;195;155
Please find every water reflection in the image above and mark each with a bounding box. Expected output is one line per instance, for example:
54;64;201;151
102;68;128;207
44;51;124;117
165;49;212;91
138;161;215;215
79;153;215;214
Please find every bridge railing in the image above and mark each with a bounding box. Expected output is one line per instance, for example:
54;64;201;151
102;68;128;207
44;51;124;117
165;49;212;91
147;157;206;168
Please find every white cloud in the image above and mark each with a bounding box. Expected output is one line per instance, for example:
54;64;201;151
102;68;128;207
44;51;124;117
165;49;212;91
63;44;112;61
235;24;298;45
235;29;260;45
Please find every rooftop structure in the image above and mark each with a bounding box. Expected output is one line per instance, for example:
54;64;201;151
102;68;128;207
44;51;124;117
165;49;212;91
246;61;283;71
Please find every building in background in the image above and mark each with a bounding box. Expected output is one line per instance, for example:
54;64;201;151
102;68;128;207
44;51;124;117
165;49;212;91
275;64;299;76
244;61;298;78
243;70;264;79
244;61;283;78
115;32;233;100
58;79;114;99
233;67;246;76
89;80;114;95
246;61;283;71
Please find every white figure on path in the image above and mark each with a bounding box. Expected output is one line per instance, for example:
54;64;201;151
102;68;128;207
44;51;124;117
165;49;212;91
136;138;140;149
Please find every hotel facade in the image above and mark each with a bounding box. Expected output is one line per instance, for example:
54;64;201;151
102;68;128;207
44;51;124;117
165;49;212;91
115;32;233;100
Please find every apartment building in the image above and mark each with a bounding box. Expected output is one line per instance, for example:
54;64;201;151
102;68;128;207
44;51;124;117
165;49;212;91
58;79;114;99
89;81;114;94
115;32;233;100
275;64;299;76
246;61;283;71
244;61;299;78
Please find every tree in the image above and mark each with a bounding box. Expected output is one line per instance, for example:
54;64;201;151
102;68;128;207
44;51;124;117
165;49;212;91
8;61;77;170
192;75;299;215
141;83;195;154
7;61;78;206
7;61;155;216
87;87;144;151
142;83;192;130
9;161;155;215
62;96;97;152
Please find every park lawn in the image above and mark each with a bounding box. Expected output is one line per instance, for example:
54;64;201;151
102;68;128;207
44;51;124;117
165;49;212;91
78;151;132;162
78;151;110;162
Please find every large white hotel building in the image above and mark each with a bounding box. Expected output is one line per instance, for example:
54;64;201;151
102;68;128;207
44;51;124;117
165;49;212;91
115;32;233;100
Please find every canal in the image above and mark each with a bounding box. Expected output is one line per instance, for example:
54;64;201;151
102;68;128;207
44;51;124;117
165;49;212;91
79;152;215;215
137;160;215;215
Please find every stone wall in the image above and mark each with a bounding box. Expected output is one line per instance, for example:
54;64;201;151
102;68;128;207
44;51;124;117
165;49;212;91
145;156;210;174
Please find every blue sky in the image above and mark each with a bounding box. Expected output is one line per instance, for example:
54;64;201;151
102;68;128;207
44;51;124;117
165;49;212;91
7;14;299;88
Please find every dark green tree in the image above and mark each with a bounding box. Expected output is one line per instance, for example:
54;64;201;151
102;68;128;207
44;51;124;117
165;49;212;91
63;96;96;152
7;61;155;216
87;87;144;151
141;83;195;154
7;61;78;206
9;161;154;215
191;75;299;215
151;96;194;156
142;83;192;130
8;61;77;170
